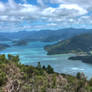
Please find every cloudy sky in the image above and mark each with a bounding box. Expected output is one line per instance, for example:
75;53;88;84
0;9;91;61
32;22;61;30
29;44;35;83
0;0;92;32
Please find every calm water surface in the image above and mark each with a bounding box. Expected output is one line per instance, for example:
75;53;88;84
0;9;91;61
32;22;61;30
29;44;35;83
1;41;92;79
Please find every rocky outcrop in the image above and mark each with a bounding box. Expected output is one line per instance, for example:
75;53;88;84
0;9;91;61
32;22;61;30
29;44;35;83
4;79;20;92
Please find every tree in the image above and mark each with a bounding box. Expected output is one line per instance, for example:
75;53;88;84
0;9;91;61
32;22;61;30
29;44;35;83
77;72;81;79
8;54;19;63
46;65;54;74
42;65;46;70
37;62;41;70
76;72;86;80
89;78;92;86
0;54;6;63
36;62;44;75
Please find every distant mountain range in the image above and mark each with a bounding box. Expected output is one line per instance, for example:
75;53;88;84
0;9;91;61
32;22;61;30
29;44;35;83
0;28;92;50
45;33;92;55
0;28;92;42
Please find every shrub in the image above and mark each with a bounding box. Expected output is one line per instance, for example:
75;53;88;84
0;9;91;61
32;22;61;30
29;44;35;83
46;65;54;74
89;78;92;86
76;72;81;79
37;62;41;70
0;54;7;63
52;74;56;88
0;69;7;86
42;65;46;70
8;54;19;63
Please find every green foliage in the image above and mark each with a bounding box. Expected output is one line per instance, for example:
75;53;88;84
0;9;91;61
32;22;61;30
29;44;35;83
86;86;92;92
0;54;91;92
46;65;54;74
76;72;86;81
37;62;41;70
21;65;36;78
33;75;48;92
8;54;19;63
25;66;36;74
67;75;77;84
0;54;7;63
76;72;81;79
52;74;56;88
22;84;32;92
36;62;44;75
45;33;92;55
0;69;7;86
41;87;46;92
89;78;92;86
42;65;46;70
0;88;3;92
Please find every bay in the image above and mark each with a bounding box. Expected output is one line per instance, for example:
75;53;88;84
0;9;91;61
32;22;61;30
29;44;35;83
1;41;92;79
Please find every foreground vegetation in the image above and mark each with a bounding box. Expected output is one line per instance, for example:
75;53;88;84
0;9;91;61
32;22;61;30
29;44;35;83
0;54;92;92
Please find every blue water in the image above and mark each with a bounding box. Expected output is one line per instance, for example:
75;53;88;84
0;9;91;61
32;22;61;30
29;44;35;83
1;41;92;79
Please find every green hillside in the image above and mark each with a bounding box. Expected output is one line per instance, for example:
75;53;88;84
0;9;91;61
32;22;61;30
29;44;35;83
45;33;92;55
0;44;10;51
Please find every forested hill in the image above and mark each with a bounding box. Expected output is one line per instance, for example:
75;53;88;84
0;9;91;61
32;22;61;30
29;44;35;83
0;44;10;51
45;33;92;55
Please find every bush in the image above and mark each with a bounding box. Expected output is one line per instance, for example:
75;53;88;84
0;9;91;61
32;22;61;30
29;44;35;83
89;78;92;86
76;72;86;80
8;54;19;63
0;54;7;63
76;72;81;79
23;65;36;78
52;74;56;88
42;65;46;70
46;65;54;74
0;69;7;86
36;62;44;75
37;62;41;70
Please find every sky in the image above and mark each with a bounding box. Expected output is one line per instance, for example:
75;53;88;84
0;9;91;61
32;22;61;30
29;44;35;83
0;0;92;32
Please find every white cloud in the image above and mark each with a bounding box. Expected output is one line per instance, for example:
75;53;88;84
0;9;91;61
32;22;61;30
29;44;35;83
0;0;91;32
37;0;45;6
59;4;87;15
0;2;6;11
8;0;16;8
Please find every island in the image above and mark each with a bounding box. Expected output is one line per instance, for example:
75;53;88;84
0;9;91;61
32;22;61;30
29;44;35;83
69;55;92;64
12;40;28;46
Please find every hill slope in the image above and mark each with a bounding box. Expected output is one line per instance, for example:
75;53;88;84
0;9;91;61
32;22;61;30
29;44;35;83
45;33;92;55
0;54;91;92
0;44;10;51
